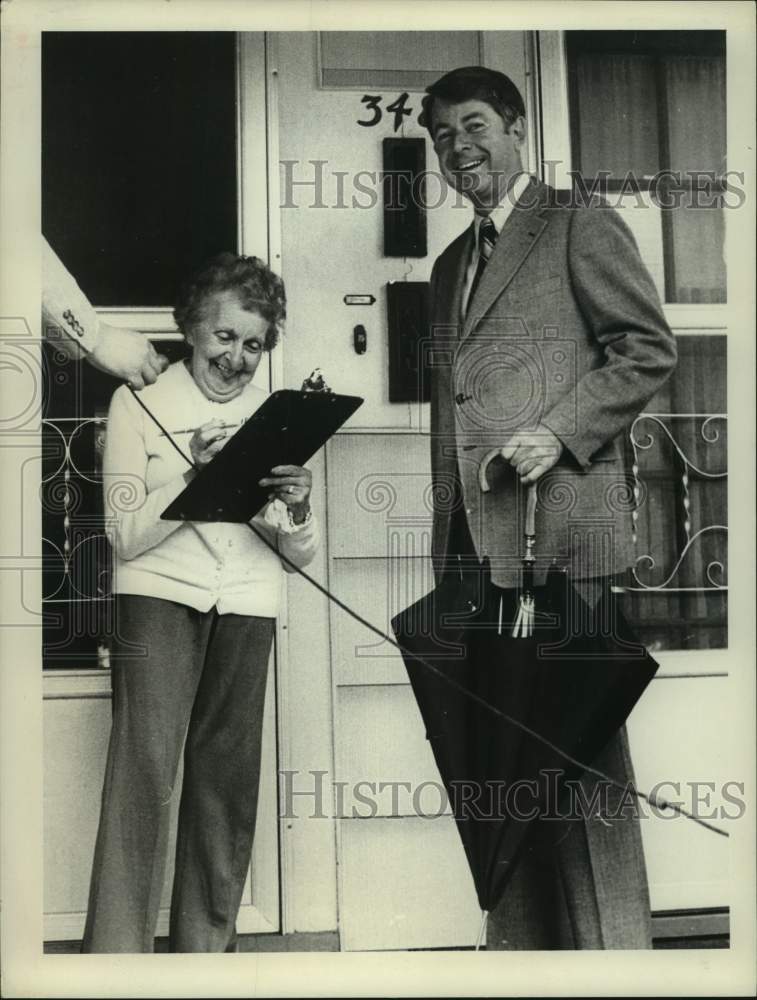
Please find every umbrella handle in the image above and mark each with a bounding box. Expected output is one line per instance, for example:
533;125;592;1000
477;448;500;493
477;450;539;533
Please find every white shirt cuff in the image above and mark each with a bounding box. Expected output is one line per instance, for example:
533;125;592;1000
264;498;313;534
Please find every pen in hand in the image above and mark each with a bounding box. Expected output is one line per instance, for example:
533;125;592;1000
160;421;242;437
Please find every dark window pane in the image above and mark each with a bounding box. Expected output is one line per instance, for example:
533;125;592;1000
666;205;726;304
42;32;238;307
572;53;660;179
663;52;727;304
664;55;726;176
566;31;727;305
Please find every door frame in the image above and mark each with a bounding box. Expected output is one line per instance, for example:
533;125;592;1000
239;30;341;938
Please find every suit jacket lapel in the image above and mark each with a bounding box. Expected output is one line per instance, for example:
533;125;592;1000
435;225;474;336
461;179;551;341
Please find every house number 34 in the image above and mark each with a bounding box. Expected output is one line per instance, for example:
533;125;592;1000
357;93;414;131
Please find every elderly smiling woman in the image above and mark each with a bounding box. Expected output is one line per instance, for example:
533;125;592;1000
83;254;318;953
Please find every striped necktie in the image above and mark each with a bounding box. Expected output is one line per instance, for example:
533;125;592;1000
468;216;498;307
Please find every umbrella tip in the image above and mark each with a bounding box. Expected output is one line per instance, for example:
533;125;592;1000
475;910;489;951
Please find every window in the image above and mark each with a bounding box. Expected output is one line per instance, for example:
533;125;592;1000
41;32;238;667
42;32;238;307
551;30;729;651
565;30;726;305
318;31;482;90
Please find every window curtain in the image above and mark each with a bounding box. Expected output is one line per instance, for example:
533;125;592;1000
664;56;727;303
573;50;727;303
574;54;660;178
664;55;726;175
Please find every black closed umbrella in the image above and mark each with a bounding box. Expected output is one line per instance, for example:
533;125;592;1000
390;456;660;927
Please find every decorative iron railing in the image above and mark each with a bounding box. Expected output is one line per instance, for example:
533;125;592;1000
41;416;113;667
41;412;727;666
628;413;727;593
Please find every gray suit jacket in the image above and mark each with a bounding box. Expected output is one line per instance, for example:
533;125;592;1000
429;179;677;588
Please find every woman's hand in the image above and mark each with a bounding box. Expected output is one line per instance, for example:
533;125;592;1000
259;465;313;524
189;419;231;469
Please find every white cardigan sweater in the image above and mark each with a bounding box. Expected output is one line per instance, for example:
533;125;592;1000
103;361;319;618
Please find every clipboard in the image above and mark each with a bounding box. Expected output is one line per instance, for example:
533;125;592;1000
161;389;363;523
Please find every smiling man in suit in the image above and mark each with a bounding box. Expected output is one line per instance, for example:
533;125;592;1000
420;66;677;949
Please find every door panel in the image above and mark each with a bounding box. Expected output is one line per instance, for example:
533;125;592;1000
339;817;481;951
626;674;731;912
42;656;279;941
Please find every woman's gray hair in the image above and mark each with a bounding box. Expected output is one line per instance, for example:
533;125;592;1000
173;252;286;350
